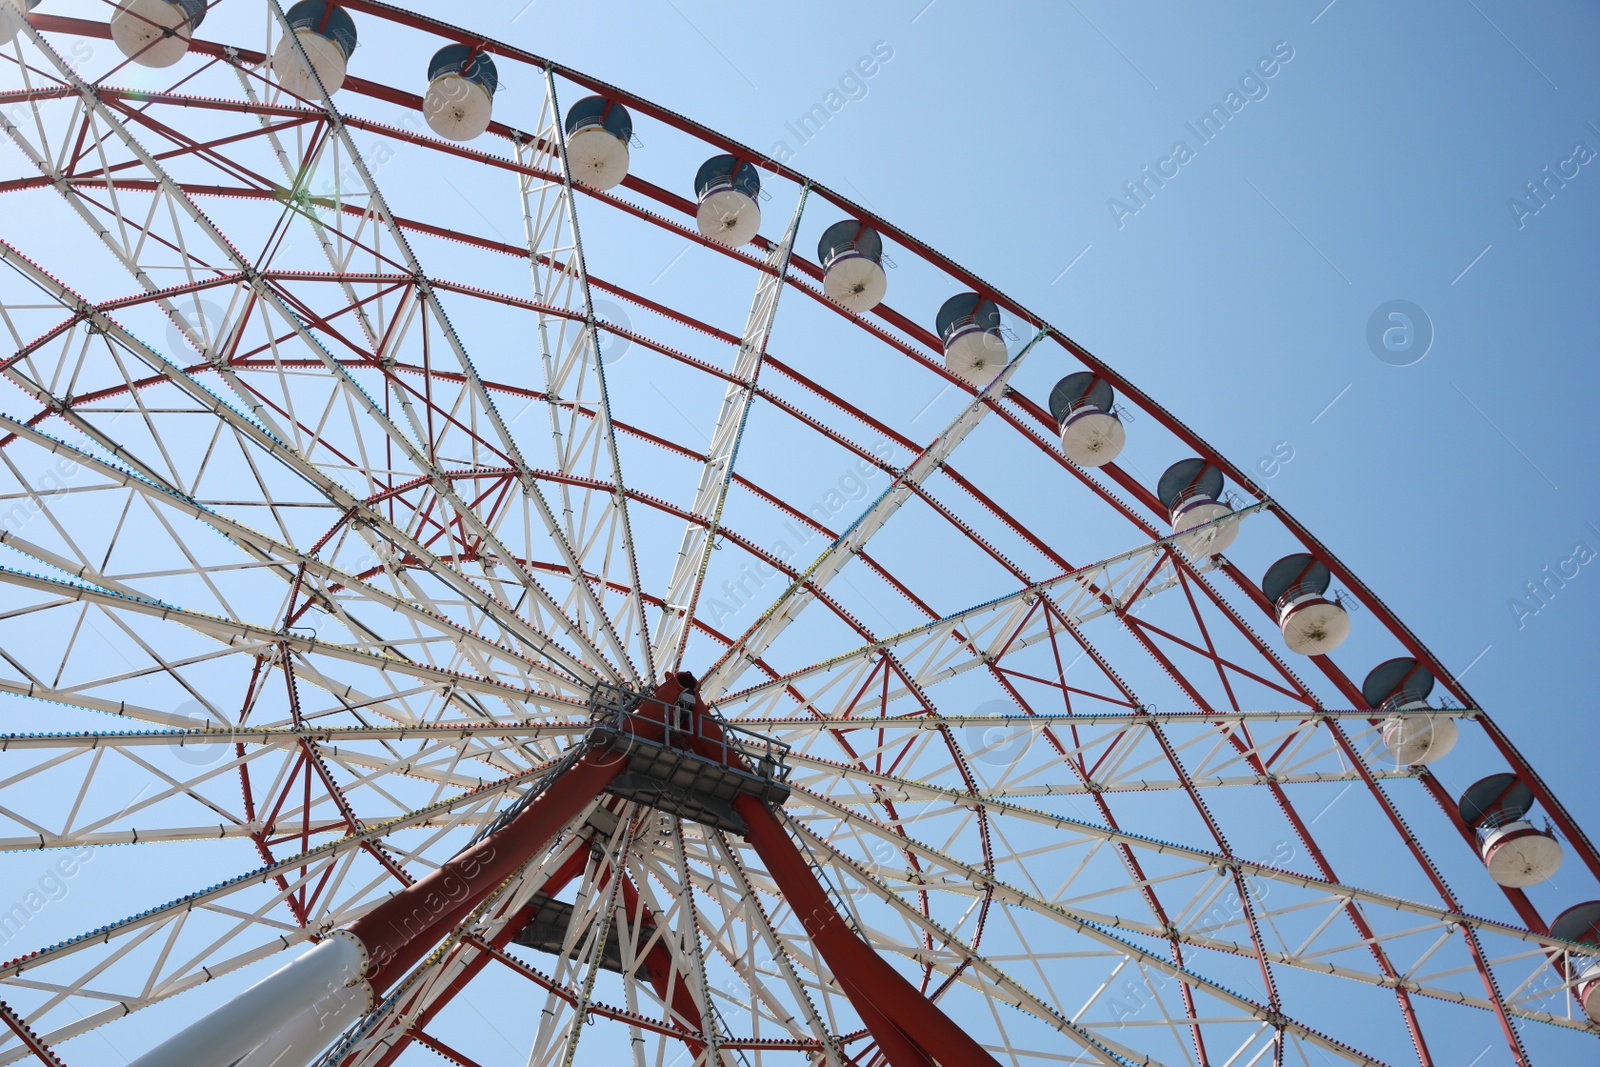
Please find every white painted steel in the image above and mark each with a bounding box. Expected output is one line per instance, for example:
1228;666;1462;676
126;933;369;1067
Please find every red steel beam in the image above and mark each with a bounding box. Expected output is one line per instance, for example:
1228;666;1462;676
593;676;983;1064
311;2;1600;888
347;672;719;1027
616;875;709;1058
365;846;589;1067
0;998;68;1067
26;17;1594;869
732;792;999;1067
348;746;624;994
362;843;706;1067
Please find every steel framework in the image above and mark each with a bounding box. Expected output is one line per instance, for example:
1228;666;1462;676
0;3;1594;1066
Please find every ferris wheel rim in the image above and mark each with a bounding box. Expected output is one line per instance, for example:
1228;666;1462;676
0;8;1526;711
0;4;1593;1065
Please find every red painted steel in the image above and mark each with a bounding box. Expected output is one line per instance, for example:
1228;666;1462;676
348;748;623;993
602;679;996;1065
734;791;1001;1067
365;847;589;1067
616;876;709;1057
0;999;68;1067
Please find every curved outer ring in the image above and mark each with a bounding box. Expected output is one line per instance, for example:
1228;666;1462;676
8;5;1596;1058
26;0;1596;958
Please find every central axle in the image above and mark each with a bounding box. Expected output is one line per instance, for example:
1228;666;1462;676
126;673;999;1067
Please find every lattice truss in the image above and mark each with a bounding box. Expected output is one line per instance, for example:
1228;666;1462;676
0;4;1593;1067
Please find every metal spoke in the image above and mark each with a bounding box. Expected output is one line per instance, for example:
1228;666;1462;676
653;190;808;674
0;10;1588;1067
704;327;1051;697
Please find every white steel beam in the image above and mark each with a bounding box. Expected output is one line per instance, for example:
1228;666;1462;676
652;191;808;673
704;328;1051;697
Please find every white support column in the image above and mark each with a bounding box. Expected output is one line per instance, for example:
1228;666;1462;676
4;21;621;687
0;239;599;690
126;933;370;1067
266;4;643;684
538;66;655;683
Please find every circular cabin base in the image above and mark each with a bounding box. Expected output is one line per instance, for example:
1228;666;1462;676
696;189;760;246
566;126;630;190
1171;499;1239;557
0;0;31;46
271;30;348;98
1278;597;1351;656
1481;822;1563;887
1578;969;1600;1023
943;327;1009;387
1058;408;1125;468
424;75;494;141
110;0;195;68
1380;713;1457;766
822;254;887;313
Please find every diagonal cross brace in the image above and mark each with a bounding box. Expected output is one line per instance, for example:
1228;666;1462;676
704;327;1051;698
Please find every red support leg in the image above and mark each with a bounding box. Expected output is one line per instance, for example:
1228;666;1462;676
854;996;938;1067
368;846;594;1067
350;745;625;994
733;793;1001;1067
145;672;985;1067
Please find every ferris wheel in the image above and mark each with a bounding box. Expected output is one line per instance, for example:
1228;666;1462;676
0;3;1594;1066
